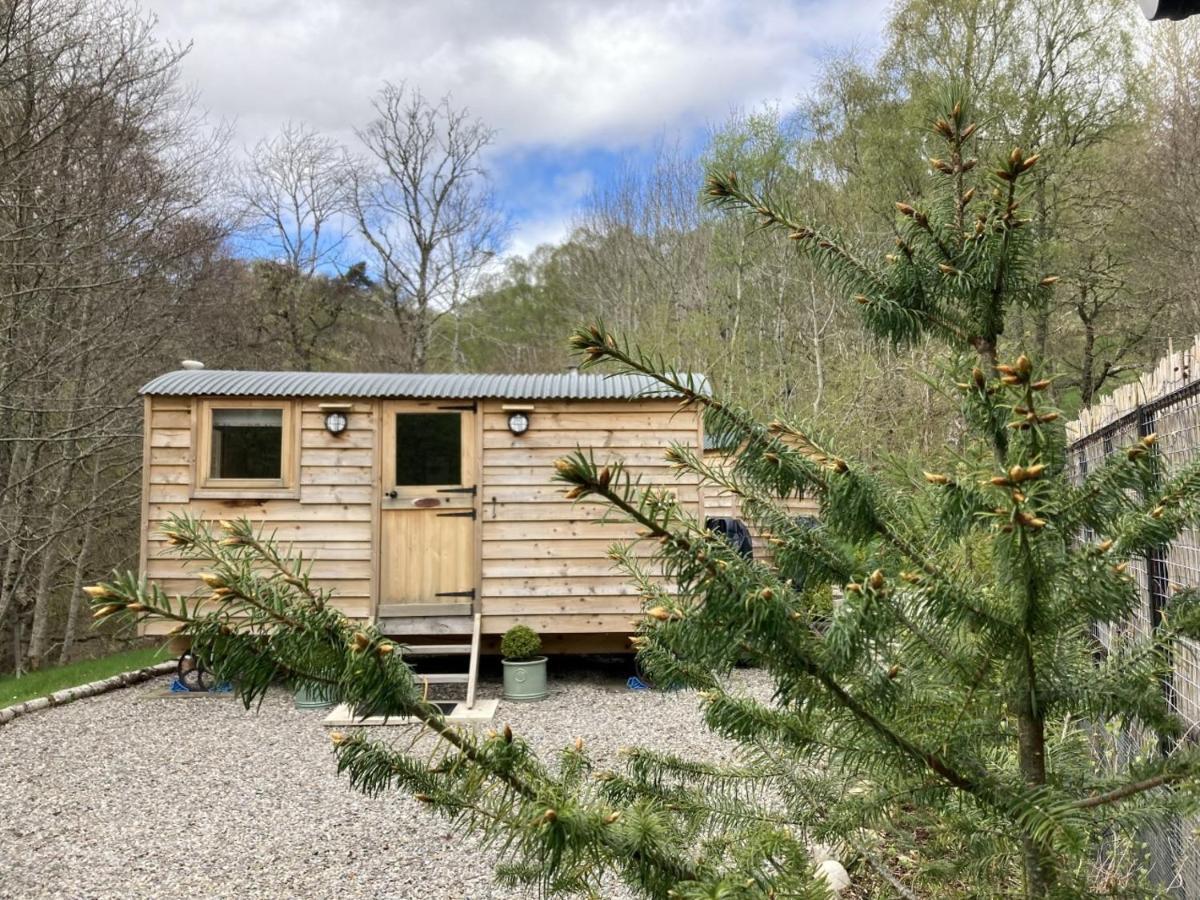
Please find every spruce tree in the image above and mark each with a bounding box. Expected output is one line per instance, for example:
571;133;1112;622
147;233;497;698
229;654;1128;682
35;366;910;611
91;100;1200;897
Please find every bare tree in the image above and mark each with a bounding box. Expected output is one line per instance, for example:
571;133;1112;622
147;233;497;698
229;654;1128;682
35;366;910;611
350;82;505;371
0;0;227;671
238;122;354;369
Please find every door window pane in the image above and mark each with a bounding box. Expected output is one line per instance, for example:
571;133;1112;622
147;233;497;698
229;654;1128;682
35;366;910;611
210;408;283;479
395;413;461;485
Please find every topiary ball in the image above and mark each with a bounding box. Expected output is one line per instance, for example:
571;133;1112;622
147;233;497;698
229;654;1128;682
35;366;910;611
500;624;541;660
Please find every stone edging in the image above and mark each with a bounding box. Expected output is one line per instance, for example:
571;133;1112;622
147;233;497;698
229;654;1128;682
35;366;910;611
0;660;176;726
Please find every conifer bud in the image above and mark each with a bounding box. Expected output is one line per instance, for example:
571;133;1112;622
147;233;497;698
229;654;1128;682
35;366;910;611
854;294;868;305
199;573;225;589
1151;506;1165;519
924;472;950;485
973;367;986;389
1039;412;1059;423
83;584;114;599
759;588;774;601
504;723;513;743
1031;379;1051;391
868;570;885;591
962;187;976;205
952;100;962;119
646;606;671;621
1142;433;1158;447
1039;276;1059;286
162;531;189;547
330;731;348;746
542;809;558;824
1016;354;1032;376
377;642;395;656
575;737;585;752
938;263;957;275
1025;464;1046;479
92;604;121;619
1128;446;1147;461
603;812;620;825
1114;562;1128;575
415;794;435;805
900;571;921;584
553;457;574;474
990;476;1011;487
563;486;585;500
1009;465;1026;483
961;158;978;172
350;632;370;652
126;603;146;613
960;122;977;140
896;202;916;218
789;228;813;241
1010;147;1023;165
887;664;901;679
1097;539;1114;553
1021;154;1040;170
1011;490;1026;503
846;582;862;594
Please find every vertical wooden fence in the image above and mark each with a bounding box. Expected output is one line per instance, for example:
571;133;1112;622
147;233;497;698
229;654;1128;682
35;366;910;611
1068;336;1200;896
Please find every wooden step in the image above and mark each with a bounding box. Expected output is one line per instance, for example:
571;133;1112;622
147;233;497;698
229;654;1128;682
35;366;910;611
412;673;469;685
401;643;472;656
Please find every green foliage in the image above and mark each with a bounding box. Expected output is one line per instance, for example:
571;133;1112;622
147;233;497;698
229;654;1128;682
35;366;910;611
90;101;1200;898
500;625;542;661
0;646;167;707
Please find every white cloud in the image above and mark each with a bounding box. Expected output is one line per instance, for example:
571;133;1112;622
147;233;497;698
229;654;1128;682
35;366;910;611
145;0;889;153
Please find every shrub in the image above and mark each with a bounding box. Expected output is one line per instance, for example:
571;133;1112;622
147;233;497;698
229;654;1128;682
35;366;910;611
500;624;541;660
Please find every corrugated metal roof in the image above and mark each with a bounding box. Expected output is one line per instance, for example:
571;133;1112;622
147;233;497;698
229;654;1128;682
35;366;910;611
140;369;710;401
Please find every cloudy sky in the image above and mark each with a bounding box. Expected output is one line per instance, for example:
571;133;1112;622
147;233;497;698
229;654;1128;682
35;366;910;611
144;0;890;257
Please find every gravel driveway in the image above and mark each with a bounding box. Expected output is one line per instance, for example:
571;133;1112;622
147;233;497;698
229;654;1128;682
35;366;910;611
0;662;764;899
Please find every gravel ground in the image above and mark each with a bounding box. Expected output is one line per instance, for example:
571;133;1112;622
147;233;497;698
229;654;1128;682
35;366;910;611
0;661;768;899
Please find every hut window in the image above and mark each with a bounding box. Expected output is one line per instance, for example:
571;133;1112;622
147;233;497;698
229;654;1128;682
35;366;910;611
194;400;297;496
394;413;461;485
210;408;283;479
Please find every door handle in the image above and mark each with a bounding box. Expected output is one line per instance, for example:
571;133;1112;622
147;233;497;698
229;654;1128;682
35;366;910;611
386;489;398;499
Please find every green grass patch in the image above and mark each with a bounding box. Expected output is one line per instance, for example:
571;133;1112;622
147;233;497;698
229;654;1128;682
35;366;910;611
0;645;169;707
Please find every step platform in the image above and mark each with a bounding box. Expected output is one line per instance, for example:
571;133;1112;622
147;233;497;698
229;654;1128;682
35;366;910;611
322;698;498;726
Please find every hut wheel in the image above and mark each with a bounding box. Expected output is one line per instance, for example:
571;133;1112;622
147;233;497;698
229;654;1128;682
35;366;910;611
176;651;214;692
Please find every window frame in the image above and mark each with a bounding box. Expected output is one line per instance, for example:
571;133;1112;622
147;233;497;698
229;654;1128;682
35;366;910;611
382;401;475;503
192;398;299;499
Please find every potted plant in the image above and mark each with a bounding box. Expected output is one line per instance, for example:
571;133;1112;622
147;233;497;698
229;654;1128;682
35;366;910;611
500;624;547;701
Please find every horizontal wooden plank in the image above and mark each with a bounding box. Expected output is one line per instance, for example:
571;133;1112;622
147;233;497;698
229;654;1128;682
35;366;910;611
151;410;192;429
300;449;374;467
149;447;193;465
481;485;696;504
148;540;372;559
378;602;472;618
146;558;370;580
481;613;638;635
482;429;699;450
148;576;371;598
482;447;677;467
147;520;373;543
299;467;374;486
150;429;191;448
151;397;191;412
480;558;633;578
149;500;372;522
482;597;649;616
479;469;694;487
148;466;192;485
299;484;374;505
301;429;374;449
482;576;640;598
481;520;649;541
482;411;697;432
480;538;626;559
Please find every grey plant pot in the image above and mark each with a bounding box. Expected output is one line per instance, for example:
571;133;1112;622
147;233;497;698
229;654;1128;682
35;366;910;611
501;656;548;701
294;682;335;710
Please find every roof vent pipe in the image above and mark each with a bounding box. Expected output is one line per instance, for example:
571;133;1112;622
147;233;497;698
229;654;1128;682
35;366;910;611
180;359;205;370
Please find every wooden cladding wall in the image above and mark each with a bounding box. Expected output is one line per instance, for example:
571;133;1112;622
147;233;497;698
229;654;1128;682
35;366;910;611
141;396;378;634
477;400;703;634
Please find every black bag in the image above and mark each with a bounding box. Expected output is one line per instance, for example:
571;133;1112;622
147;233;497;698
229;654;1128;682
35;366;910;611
705;516;754;559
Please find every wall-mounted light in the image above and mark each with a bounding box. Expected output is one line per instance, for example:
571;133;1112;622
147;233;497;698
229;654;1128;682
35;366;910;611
319;402;352;436
502;403;534;436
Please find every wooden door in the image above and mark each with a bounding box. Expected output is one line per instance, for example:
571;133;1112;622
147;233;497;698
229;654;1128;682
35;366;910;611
379;402;477;617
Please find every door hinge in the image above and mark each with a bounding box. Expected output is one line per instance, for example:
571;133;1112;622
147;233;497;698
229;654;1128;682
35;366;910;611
437;485;477;495
434;589;476;598
436;403;476;411
437;508;476;519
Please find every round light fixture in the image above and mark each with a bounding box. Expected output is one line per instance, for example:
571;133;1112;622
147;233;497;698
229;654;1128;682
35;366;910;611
324;411;348;435
507;412;530;435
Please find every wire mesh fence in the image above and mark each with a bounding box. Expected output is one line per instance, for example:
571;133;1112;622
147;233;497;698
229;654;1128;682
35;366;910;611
1068;339;1200;896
